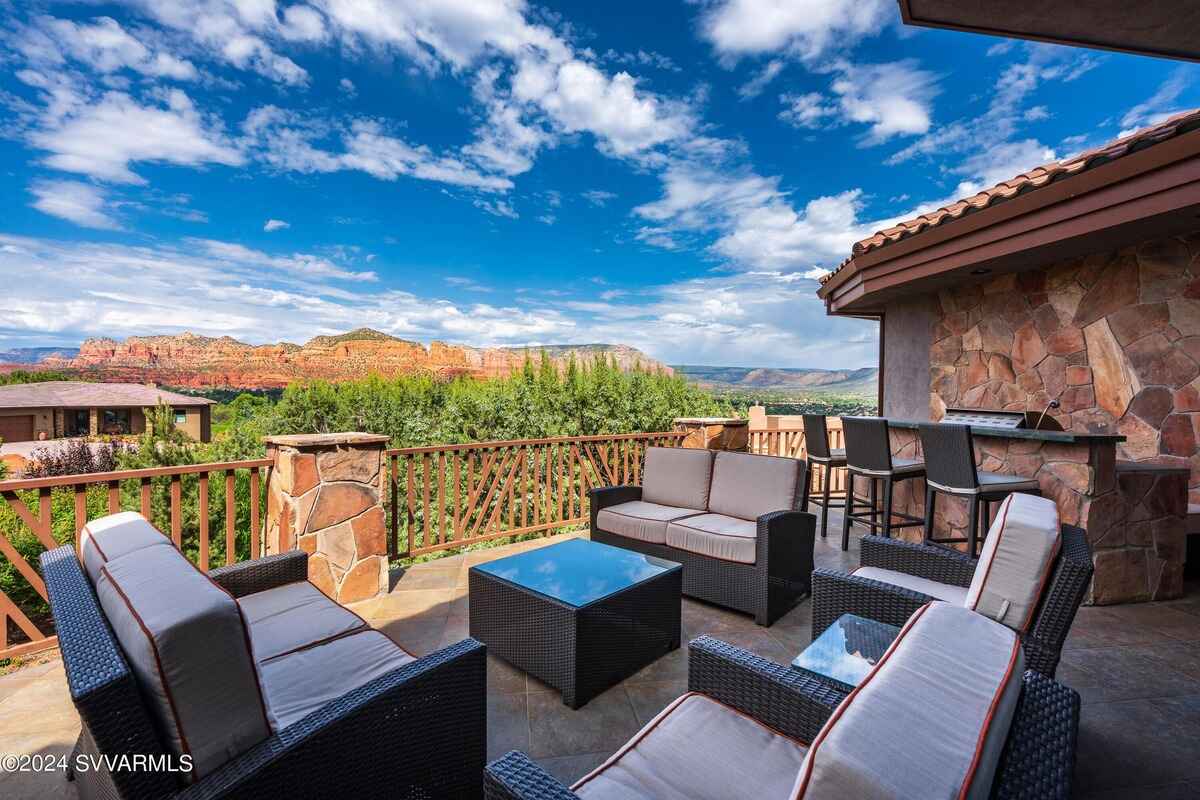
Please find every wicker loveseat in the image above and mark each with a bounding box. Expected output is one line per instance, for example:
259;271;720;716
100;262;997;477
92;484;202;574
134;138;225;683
813;493;1093;677
41;511;485;800
590;447;815;626
485;602;1080;800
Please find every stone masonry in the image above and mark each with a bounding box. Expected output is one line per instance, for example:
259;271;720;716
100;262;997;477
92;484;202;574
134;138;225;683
912;230;1199;604
264;432;390;604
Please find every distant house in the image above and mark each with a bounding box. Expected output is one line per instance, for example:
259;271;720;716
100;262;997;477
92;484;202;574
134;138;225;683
0;382;214;443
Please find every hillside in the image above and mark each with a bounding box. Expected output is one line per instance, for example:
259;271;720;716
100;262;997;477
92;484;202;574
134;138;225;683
0;346;80;364
672;365;878;395
36;329;670;389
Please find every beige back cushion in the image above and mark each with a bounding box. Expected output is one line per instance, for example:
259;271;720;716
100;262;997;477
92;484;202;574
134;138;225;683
708;451;802;521
95;544;270;780
793;602;1024;800
966;493;1061;632
81;511;171;584
641;447;715;510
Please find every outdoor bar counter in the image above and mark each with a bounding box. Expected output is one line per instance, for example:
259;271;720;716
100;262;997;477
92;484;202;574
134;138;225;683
876;419;1189;604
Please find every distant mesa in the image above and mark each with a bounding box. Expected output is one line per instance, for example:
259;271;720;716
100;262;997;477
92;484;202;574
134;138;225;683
21;328;670;389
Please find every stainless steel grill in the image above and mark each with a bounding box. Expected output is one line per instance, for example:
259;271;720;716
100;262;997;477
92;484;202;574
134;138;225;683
942;408;1028;428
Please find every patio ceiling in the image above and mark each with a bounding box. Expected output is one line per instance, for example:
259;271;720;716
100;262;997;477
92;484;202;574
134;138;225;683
818;109;1200;315
898;0;1200;63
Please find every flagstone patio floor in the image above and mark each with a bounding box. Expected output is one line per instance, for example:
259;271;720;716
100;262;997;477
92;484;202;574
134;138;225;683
2;510;1200;799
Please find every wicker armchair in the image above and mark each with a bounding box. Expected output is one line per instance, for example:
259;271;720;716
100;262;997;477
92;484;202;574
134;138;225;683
41;545;486;800
484;635;1080;800
812;526;1093;677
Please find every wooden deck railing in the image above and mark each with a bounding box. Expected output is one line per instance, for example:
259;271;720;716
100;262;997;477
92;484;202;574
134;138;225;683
386;432;686;558
0;459;270;659
748;413;847;496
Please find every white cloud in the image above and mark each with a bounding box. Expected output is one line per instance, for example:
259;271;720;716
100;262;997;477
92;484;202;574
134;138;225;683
635;164;878;270
699;0;891;63
338;77;356;95
603;49;681;73
263;218;289;231
738;59;784;99
29;180;121;230
778;60;940;145
123;0;309;85
1119;67;1191;136
537;213;556;225
986;41;1015;57
582;189;617;206
30;88;243;184
778;91;837;129
280;5;327;42
30;16;199;81
473;198;519;219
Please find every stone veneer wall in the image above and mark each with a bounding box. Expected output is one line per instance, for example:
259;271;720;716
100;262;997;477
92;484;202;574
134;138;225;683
929;232;1200;494
909;230;1200;603
264;433;389;604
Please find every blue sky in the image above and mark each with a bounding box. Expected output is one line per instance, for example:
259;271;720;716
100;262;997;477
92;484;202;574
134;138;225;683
1;0;1197;368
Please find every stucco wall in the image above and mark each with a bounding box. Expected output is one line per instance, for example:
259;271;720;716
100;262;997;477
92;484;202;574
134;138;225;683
928;231;1200;503
882;296;937;421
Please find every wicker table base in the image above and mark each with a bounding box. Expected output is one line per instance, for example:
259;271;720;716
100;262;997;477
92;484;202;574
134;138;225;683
469;546;682;709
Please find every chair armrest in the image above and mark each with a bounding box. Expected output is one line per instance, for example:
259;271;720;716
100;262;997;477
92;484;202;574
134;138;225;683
1023;525;1093;677
687;635;843;744
860;535;977;587
811;568;930;639
485;751;581;800
588;485;642;531
209;551;309;597
991;671;1080;800
179;638;487;800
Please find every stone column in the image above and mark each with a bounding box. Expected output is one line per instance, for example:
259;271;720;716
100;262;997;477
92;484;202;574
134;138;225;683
673;417;749;451
263;433;390;604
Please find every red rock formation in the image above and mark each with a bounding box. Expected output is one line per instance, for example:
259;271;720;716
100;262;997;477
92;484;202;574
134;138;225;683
41;329;669;389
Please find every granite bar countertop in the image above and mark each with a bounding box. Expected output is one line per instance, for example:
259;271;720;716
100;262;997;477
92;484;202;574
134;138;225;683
886;419;1126;445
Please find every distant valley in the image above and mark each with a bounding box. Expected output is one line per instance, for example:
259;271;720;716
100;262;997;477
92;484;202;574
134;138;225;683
671;365;878;395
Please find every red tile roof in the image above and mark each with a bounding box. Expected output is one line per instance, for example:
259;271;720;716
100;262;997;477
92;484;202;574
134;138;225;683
822;107;1200;284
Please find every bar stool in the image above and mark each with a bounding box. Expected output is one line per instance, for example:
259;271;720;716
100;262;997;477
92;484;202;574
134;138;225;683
918;422;1042;557
800;414;847;539
840;417;926;551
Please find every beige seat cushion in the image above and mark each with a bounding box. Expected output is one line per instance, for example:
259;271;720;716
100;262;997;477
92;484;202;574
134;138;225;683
641;447;716;510
967;493;1061;632
666;513;757;564
81;511;171;584
259;629;415;731
708;451;802;521
95;544;270;780
852;566;968;605
574;693;808;800
596;501;704;545
239;581;369;662
794;602;1023;800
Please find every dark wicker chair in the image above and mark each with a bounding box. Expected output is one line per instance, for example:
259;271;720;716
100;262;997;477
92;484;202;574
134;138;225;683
812;527;1094;677
40;546;487;800
483;636;1080;800
589;475;815;627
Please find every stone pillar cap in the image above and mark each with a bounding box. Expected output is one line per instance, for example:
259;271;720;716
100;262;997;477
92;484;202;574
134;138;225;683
264;432;390;448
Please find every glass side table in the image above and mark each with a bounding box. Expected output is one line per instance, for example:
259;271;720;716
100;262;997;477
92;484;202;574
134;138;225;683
791;613;901;693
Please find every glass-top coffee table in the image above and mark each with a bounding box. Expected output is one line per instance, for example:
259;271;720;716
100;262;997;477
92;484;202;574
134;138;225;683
791;613;901;693
469;538;682;708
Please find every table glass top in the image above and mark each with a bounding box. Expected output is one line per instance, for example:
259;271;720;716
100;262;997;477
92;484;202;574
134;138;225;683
471;538;679;608
792;613;901;688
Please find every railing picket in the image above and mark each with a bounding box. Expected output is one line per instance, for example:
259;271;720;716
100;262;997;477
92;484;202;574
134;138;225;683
169;475;182;547
198;472;210;571
140;476;152;518
225;469;236;566
250;466;261;559
437;452;446;545
405;456;416;555
73;484;87;553
453;453;462;540
389;455;399;558
107;480;120;514
421;455;431;550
